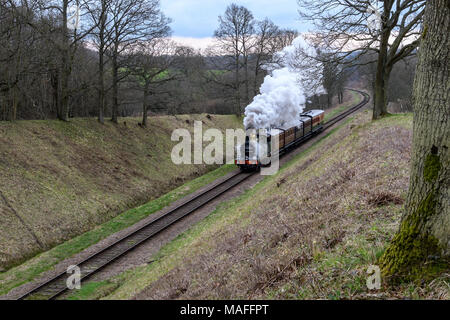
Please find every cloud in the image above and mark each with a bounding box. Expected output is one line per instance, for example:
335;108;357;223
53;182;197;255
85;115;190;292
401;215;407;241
161;0;307;38
170;36;216;51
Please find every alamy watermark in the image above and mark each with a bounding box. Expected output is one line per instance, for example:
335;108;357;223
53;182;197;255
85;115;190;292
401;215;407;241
366;265;381;290
66;265;81;290
367;1;382;34
67;5;80;30
170;121;279;175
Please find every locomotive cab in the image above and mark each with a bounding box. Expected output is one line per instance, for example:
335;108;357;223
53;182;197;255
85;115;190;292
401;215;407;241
235;130;263;171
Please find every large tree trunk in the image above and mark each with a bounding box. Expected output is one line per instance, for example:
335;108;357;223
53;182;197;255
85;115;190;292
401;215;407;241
379;0;449;281
372;32;390;120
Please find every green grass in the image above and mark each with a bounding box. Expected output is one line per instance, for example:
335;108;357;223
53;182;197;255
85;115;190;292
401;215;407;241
0;163;236;296
66;281;120;300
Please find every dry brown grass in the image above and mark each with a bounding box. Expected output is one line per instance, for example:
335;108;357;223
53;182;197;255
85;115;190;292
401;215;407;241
0;114;242;270
129;112;448;300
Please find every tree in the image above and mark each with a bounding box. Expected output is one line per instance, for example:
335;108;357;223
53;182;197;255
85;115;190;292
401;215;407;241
214;4;255;114
321;59;349;106
322;61;339;107
251;18;278;97
37;0;96;121
8;0;96;121
87;0;111;123
297;0;425;120
0;0;30;120
379;0;449;281
106;0;171;123
251;20;298;97
128;39;178;127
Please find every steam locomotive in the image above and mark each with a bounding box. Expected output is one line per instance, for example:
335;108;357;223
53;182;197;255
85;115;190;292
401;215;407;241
235;110;325;171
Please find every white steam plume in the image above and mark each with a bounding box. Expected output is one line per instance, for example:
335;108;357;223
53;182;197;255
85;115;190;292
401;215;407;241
243;36;325;130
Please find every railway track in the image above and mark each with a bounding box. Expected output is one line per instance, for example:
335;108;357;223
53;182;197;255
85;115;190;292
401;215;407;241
323;89;370;130
18;171;253;300
17;88;370;300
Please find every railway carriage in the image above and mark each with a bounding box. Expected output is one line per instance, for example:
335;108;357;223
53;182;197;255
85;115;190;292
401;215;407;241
236;110;325;171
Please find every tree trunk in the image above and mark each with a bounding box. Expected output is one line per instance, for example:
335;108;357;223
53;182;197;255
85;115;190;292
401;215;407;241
59;0;70;121
254;57;261;97
98;47;105;124
11;86;17;121
235;54;241;116
372;32;390;120
98;2;106;124
379;0;449;281
142;83;149;127
51;69;60;118
98;57;105;124
111;50;119;124
244;55;250;105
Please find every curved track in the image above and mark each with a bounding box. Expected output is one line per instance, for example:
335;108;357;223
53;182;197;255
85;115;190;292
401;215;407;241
323;89;370;130
17;88;370;300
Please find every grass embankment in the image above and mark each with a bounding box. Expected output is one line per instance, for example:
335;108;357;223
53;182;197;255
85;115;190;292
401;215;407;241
73;111;448;300
0;114;242;282
324;90;363;122
0;164;236;296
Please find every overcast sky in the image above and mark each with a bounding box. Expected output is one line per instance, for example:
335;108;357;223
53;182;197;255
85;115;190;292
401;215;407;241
160;0;309;48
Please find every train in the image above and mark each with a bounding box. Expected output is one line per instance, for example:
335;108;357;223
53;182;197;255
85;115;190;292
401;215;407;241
235;110;325;171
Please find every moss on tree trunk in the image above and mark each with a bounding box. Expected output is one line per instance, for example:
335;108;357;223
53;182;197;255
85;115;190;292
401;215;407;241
379;0;449;282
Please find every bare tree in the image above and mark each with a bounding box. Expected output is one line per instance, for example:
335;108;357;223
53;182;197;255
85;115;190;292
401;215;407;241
380;0;449;281
3;0;97;121
106;0;171;124
321;58;349;106
297;0;425;120
0;0;26;120
251;19;279;96
33;0;96;120
87;0;112;123
213;4;255;114
250;24;299;97
127;39;178;127
274;28;298;50
322;61;339;107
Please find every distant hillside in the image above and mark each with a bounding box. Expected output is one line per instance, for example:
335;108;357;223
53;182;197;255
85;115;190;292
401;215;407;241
0;115;242;270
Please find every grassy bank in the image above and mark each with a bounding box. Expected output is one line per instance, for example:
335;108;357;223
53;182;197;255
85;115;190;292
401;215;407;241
72;112;447;300
0;163;237;296
0;114;242;272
